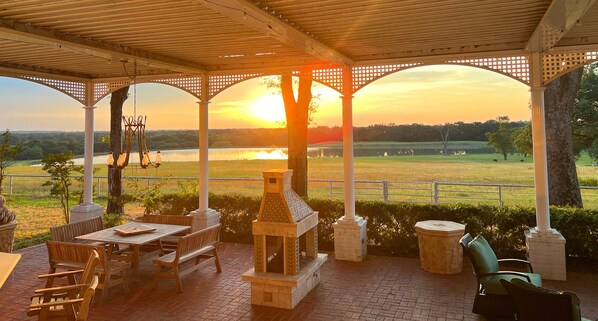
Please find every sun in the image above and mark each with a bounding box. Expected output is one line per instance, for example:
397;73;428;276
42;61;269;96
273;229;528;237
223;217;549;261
249;95;287;125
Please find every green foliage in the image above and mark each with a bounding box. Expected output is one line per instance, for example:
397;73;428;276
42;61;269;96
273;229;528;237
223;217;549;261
103;212;126;228
574;63;598;161
127;176;169;214
41;152;84;223
579;177;598;187
0;129;23;193
486;116;515;160
512;123;533;156
154;193;598;269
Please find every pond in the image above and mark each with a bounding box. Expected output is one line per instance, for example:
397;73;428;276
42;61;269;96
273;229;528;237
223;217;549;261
73;146;494;165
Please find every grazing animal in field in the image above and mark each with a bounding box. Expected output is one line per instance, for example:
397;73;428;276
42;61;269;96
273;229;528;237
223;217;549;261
492;159;498;162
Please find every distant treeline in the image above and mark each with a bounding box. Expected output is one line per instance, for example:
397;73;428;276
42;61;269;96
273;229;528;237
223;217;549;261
8;120;527;160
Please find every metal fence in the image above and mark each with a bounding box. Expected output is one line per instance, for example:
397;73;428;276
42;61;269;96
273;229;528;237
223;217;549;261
2;173;597;209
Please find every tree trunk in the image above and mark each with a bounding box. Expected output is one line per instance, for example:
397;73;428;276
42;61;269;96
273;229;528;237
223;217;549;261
544;69;583;207
107;86;129;214
281;71;312;197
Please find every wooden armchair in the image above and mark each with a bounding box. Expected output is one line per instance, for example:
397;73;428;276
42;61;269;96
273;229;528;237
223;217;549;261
28;249;101;321
460;233;542;320
46;241;129;304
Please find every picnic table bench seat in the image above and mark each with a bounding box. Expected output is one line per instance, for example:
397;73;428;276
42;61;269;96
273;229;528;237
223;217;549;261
152;224;221;292
50;216;105;246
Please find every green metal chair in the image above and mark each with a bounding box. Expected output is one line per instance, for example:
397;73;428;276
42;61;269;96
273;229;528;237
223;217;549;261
460;233;542;320
501;279;594;321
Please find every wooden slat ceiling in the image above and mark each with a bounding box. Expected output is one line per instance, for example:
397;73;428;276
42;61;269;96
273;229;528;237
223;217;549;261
0;0;597;81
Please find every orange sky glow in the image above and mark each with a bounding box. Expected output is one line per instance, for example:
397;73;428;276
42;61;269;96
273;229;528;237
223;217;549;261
0;65;531;131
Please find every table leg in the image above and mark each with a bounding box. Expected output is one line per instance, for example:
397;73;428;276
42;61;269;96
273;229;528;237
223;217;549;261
132;245;140;283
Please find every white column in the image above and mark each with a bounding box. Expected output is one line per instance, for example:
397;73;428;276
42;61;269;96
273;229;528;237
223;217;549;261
525;52;566;281
188;92;220;231
342;72;356;220
334;67;367;261
530;87;551;231
198;100;209;212
82;105;95;205
70;104;103;223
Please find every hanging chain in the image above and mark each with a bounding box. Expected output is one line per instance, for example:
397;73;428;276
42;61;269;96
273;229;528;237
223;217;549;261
133;60;137;119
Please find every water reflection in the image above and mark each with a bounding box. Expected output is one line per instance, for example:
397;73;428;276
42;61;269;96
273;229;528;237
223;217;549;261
73;146;495;164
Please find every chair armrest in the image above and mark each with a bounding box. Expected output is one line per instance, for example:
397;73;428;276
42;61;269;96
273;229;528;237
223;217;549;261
480;271;532;282
33;283;90;294
30;298;84;309
37;269;84;279
497;258;534;273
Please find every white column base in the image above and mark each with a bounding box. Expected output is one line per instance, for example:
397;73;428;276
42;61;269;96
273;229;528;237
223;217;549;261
188;208;220;232
333;216;367;261
525;228;567;281
69;203;103;223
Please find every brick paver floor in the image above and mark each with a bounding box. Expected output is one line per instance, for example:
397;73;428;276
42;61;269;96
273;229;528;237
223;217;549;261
2;242;597;320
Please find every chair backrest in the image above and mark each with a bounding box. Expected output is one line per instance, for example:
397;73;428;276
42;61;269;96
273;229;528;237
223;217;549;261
50;216;104;242
75;273;100;321
79;249;101;285
141;214;193;226
175;224;221;262
459;233;499;277
46;241;107;273
501;279;578;321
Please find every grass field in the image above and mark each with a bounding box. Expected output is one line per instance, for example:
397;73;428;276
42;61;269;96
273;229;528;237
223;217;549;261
3;144;597;250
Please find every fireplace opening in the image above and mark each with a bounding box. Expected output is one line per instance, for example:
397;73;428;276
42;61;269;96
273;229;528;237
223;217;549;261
299;233;313;269
266;235;284;273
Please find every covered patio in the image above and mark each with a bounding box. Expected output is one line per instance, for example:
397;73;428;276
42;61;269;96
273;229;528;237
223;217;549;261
2;0;598;320
3;243;598;321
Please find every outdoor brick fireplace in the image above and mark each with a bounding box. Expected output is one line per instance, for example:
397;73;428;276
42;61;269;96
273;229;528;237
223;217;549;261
242;169;327;309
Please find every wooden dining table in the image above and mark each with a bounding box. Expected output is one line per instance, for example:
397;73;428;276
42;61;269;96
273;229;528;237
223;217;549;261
0;252;21;288
76;222;190;282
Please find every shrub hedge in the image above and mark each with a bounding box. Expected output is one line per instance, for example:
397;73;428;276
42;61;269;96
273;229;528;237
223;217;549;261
154;193;598;268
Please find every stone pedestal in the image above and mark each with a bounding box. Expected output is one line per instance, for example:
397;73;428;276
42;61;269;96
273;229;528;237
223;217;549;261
242;254;327;309
334;216;367;261
69;203;103;223
189;208;220;232
0;220;17;253
525;228;566;281
415;220;465;274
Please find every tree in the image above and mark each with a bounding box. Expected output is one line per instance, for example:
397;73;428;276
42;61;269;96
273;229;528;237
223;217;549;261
262;71;317;197
107;86;129;214
512;123;533;157
0;130;22;194
41;152;84;223
545;68;584;207
573;63;598;161
486;116;514;160
439;123;451;155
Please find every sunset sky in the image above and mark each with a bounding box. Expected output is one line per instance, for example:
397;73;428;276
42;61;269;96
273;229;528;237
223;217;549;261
0;65;531;131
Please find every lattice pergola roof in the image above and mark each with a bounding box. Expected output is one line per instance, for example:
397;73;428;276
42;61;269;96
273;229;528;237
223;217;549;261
1;0;598;103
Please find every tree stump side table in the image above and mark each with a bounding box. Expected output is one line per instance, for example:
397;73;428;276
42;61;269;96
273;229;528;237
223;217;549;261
414;220;465;274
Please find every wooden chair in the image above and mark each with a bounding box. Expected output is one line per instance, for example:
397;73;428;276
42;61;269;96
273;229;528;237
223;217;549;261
153;224;221;292
46;241;129;304
28;249;101;321
50;217;104;243
460;233;542;320
141;214;193;253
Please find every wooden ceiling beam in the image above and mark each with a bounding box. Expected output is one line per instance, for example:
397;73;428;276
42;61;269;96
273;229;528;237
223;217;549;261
197;0;354;66
0;61;91;81
0;18;207;75
525;0;597;52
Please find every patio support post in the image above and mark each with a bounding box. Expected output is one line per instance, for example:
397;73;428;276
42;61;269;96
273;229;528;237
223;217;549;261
525;52;566;280
189;75;220;231
70;83;103;222
333;67;367;262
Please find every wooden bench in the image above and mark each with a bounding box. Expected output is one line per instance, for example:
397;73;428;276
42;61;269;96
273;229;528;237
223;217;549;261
46;241;129;304
152;224;221;292
141;214;193;254
50;216;104;244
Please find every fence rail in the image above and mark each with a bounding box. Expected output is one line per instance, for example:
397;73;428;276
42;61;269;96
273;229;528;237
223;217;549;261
2;173;598;209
